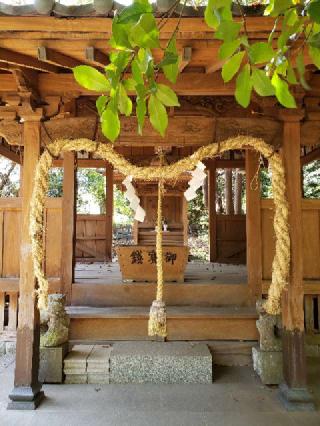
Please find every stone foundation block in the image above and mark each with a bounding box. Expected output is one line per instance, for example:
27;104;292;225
252;346;283;385
88;373;109;384
87;345;112;374
64;345;93;375
39;342;68;383
64;374;87;384
110;342;212;384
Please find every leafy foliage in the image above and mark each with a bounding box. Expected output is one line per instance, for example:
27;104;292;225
73;0;180;142
205;0;320;108
72;0;320;142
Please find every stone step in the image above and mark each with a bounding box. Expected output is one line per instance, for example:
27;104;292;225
63;342;212;384
110;342;212;384
67;306;258;341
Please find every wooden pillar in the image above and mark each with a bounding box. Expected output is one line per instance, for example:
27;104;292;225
105;162;113;262
182;196;188;245
225;168;234;215
234;169;243;215
245;151;262;304
60;152;76;303
8;115;44;410
208;160;217;262
278;111;314;410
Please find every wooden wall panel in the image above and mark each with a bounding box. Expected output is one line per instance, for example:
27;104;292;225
261;199;320;280
3;210;21;277
76;215;108;261
0;197;62;278
215;215;246;264
302;209;320;279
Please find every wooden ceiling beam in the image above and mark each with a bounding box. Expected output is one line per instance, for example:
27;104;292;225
34;73;235;96
300;147;320;165
0;17;278;38
0;143;21;164
179;47;192;72
85;47;109;68
0;47;59;73
38;46;82;69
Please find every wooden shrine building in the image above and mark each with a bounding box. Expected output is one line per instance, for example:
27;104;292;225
0;2;319;411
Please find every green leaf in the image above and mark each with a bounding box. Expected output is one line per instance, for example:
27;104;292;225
110;17;132;50
96;95;108;115
130;13;160;49
73;66;110;92
235;64;253;108
218;40;241;60
137;48;152;73
296;52;310;90
158;51;179;68
308;45;320;69
136;97;146;135
101;104;120;142
248;42;274;64
287;63;298;84
162;37;179;84
148;94;168;137
215;21;242;42
123;78;137;91
117;2;151;25
204;0;232;29
132;58;144;85
118;84;132;116
221;51;245;83
110;51;131;73
155;84;180;107
308;0;320;24
204;0;219;29
309;32;320;48
265;0;293;17
271;73;296;108
251;67;275;96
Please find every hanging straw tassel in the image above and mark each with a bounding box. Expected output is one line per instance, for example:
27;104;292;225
148;179;167;337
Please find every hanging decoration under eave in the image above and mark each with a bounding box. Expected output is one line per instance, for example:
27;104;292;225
184;161;206;201
122;175;146;222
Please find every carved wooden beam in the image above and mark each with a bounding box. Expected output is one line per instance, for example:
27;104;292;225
0;48;60;73
38;47;83;69
0;121;23;146
41;115;216;147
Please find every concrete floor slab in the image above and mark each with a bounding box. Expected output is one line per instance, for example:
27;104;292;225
0;356;319;425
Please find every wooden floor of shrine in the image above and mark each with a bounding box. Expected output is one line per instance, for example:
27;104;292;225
74;261;248;286
68;262;258;345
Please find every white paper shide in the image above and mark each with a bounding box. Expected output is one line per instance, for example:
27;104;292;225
184;161;206;201
122;176;146;222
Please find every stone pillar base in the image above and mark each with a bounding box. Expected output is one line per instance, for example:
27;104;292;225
39;342;69;383
278;383;315;411
252;347;283;385
7;386;45;410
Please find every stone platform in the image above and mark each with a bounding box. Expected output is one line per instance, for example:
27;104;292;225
64;342;213;384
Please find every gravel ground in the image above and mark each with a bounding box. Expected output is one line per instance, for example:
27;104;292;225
0;352;15;373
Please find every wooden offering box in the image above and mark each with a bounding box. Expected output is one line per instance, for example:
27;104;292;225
116;245;189;283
